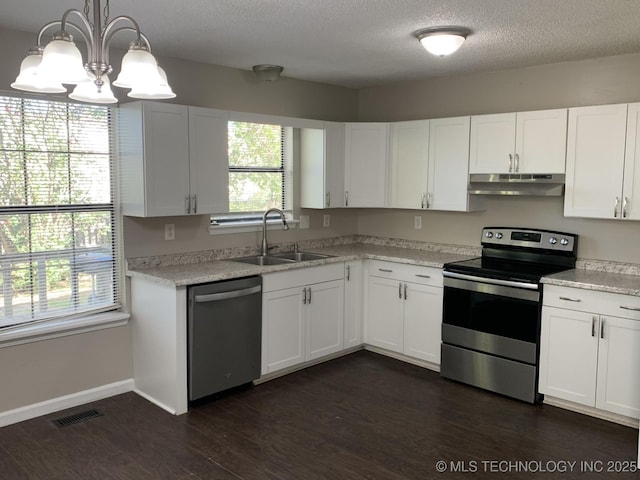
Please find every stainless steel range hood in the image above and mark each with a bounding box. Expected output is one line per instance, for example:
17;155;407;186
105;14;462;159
468;173;565;196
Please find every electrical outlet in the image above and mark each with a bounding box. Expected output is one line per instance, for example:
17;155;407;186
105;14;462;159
299;215;310;229
164;223;175;240
414;215;422;230
323;214;330;227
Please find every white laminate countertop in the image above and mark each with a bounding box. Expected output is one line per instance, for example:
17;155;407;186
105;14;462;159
542;269;640;297
126;243;475;287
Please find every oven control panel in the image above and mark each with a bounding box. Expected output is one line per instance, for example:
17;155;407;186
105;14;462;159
482;227;576;253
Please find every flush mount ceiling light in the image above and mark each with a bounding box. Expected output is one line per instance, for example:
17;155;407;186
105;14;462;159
252;64;284;82
11;0;175;104
415;27;471;57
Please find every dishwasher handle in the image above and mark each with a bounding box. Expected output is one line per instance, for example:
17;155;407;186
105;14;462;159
194;285;262;303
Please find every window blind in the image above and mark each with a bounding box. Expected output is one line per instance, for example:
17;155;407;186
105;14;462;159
0;95;120;329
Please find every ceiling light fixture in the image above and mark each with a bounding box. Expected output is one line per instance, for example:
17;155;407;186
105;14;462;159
252;64;284;82
415;27;471;57
11;0;175;104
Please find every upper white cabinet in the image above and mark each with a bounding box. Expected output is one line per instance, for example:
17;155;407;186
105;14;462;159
539;285;640;419
469;109;567;174
300;122;345;209
565;103;640;220
118;102;229;217
388;120;430;209
344;123;389;207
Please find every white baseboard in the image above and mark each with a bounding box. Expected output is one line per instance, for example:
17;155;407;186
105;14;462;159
363;345;441;372
543;396;639;429
0;379;134;428
132;388;182;415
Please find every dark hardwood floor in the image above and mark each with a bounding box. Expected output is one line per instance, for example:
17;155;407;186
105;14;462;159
0;351;637;479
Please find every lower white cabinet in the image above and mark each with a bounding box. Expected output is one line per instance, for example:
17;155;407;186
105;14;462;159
540;285;640;419
366;260;442;364
262;264;344;375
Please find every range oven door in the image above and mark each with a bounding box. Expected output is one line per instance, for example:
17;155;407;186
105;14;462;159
440;271;543;403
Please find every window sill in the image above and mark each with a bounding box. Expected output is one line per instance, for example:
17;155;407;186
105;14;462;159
209;219;299;235
0;311;130;349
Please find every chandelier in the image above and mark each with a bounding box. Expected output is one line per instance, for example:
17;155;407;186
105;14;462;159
11;0;175;104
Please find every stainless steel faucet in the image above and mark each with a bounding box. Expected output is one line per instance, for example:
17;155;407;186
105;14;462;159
261;208;289;256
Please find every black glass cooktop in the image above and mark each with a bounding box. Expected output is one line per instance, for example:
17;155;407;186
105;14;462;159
444;257;572;284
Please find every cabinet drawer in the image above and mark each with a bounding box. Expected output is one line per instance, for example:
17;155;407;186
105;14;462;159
543;285;640;320
367;260;443;287
263;263;344;292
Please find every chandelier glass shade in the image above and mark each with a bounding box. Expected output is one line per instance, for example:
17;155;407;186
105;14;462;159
11;0;175;104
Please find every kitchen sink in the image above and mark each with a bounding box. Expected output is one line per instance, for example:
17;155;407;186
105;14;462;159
231;255;295;266
270;251;332;262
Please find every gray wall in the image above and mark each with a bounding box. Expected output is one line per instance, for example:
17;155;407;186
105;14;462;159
357;53;640;262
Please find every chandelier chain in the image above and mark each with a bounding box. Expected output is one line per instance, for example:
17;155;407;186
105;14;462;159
104;0;110;26
84;0;90;20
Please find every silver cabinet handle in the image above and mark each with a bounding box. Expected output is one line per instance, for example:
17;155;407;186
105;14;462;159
427;192;432;209
614;197;620;218
326;192;330;208
592;317;597;337
398;282;402;299
600;318;605;339
346;264;351;281
345;190;349;207
404;283;407;300
302;287;307;305
192;195;197;214
508;153;513;173
559;296;581;302
421;193;426;209
620;305;640;312
185;195;191;214
307;287;311;304
515;153;520;172
623;197;629;218
378;268;393;273
415;274;431;279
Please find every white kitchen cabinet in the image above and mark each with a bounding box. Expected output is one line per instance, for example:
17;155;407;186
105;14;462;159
344;123;389;207
118;101;228;217
469;109;567;174
540;285;640;418
388;120;429;209
300;122;345;208
262;264;344;375
344;261;363;348
366;260;443;364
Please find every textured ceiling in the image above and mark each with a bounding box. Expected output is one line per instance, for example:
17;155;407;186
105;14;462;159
2;0;640;88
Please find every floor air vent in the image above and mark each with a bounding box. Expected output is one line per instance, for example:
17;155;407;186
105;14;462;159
52;409;103;427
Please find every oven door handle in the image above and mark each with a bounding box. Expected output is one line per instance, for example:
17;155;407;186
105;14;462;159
442;271;539;291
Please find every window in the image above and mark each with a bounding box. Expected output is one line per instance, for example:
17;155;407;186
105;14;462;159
212;121;292;227
0;95;119;329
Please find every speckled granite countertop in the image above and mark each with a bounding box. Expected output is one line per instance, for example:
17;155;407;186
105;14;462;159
542;268;640;297
126;242;476;288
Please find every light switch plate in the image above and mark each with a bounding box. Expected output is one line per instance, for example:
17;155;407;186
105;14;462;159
164;223;175;240
323;214;330;227
299;215;310;229
414;216;422;230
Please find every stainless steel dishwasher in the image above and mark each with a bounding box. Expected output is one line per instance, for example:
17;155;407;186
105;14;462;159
188;276;262;401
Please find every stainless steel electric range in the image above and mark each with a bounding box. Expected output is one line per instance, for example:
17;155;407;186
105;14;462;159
441;227;578;403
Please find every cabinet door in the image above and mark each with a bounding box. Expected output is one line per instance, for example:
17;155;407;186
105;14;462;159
344;261;363;348
262;287;305;374
388;120;429;209
539;307;598;406
469;113;516;174
344;123;388;207
403;282;442;364
300;128;326;209
623;103;640;220
428;116;472;211
515;109;567;174
142;103;191;216
188;107;229;215
366;276;403;352
565;104;627;219
596;315;640;418
325;122;345;208
307;279;344;360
